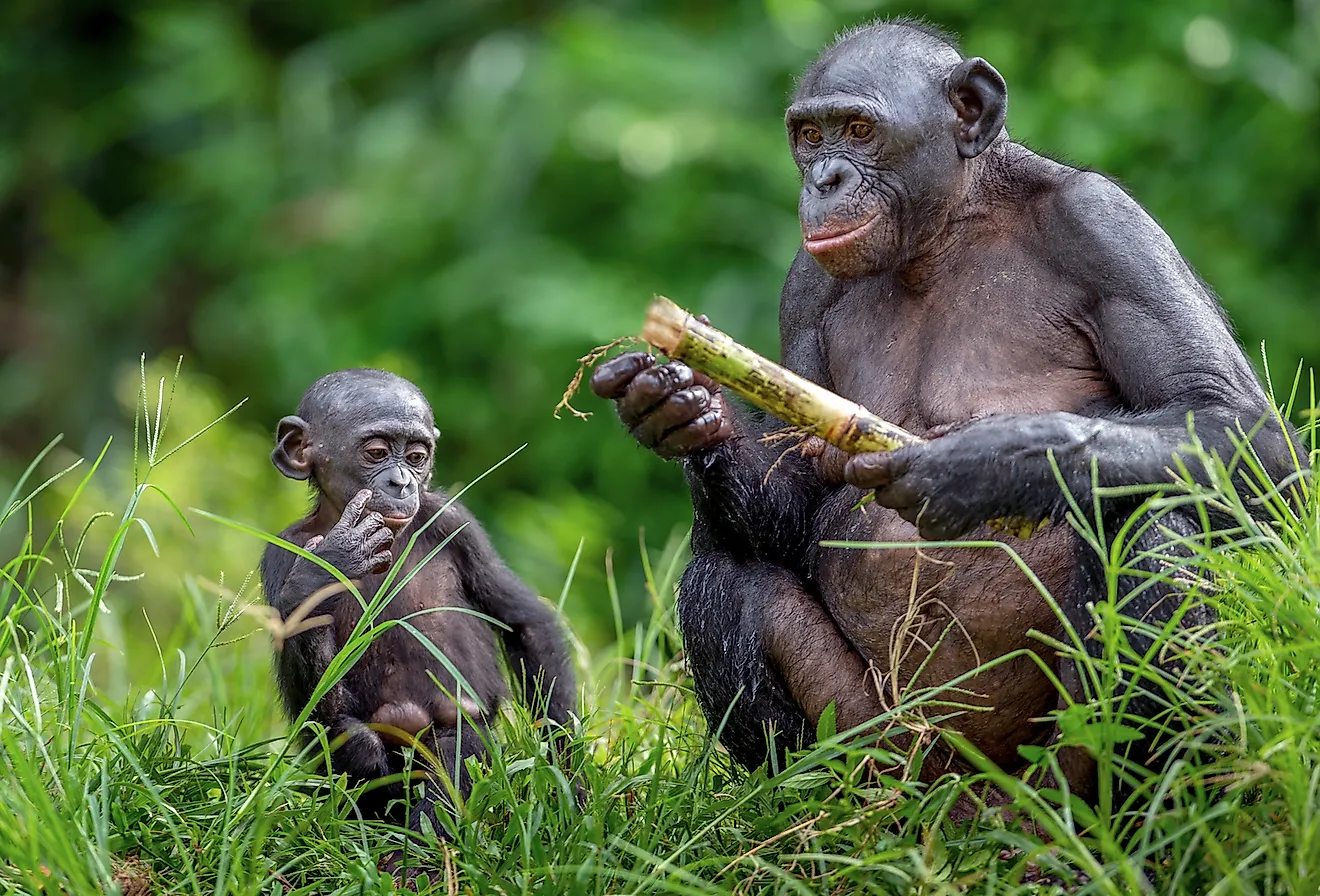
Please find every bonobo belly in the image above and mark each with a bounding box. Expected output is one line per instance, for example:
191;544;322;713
811;487;1074;769
337;558;508;730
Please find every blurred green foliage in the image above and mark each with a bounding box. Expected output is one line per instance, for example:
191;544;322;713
2;0;1317;648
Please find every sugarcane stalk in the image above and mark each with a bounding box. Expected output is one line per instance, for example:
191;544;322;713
641;296;921;453
639;296;1048;540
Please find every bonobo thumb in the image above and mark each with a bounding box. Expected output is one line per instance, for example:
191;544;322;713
843;451;908;489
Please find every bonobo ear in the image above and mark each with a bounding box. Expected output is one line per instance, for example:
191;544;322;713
272;415;314;481
946;57;1007;159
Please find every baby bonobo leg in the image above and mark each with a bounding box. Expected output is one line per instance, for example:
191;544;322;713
378;709;489;881
680;551;884;770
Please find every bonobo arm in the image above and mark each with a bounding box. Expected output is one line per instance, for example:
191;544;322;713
260;493;396;780
591;270;836;571
686;263;841;565
845;172;1303;539
441;498;576;728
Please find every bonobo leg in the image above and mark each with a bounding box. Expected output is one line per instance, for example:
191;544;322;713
679;551;884;771
403;721;488;833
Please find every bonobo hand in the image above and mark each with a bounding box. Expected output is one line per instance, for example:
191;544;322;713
800;436;850;485
843;425;1002;541
589;351;734;459
305;489;396;578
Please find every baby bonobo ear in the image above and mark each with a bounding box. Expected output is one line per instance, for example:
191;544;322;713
946;57;1007;160
272;415;314;481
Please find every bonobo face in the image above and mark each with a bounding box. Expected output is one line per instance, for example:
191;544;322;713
786;26;1006;280
272;370;439;530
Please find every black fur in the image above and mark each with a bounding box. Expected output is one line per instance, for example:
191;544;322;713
261;370;575;834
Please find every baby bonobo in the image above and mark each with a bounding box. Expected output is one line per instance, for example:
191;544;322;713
260;368;575;836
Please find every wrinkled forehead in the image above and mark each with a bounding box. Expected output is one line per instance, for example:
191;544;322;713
317;381;435;436
793;30;958;109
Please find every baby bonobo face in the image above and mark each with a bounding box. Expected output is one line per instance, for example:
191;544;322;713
321;384;437;530
272;371;441;532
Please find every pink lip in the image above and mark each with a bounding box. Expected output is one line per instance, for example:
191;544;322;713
803;213;881;255
381;514;414;527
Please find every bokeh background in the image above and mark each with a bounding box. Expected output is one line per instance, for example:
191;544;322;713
2;0;1317;667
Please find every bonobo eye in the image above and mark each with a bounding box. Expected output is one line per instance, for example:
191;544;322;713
798;124;823;146
847;120;874;141
363;439;390;464
406;447;429;467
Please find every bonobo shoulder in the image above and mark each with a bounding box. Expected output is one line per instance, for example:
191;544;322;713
415;491;492;548
1049;171;1191;285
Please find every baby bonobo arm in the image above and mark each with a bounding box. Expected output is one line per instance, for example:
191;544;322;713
446;501;576;728
261;489;397;779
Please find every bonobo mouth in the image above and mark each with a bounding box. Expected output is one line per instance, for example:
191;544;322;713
377;513;415;531
803;212;881;257
365;502;417;531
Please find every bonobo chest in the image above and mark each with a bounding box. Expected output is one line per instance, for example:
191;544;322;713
818;259;1110;434
334;549;508;706
799;251;1111;763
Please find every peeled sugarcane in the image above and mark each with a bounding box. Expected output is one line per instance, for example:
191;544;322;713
638;296;1046;539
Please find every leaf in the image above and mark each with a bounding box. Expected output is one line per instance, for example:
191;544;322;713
815;700;838;741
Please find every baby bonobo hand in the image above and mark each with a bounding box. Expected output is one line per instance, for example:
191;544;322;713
306;489;396;578
590;351;734;458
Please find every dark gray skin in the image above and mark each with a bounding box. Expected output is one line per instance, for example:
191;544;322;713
260;368;576;837
591;22;1301;795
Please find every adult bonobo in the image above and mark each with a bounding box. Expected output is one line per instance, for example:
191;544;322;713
261;368;576;834
591;21;1298;795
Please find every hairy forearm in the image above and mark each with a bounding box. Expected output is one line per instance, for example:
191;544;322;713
272;558;344;619
973;408;1299;523
684;410;824;568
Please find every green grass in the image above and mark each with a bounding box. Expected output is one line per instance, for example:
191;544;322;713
0;364;1317;895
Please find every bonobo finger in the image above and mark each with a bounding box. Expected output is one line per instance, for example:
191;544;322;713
589;352;655;399
368;550;393;574
353;510;386;535
655;409;727;458
843;451;909;490
363;525;394;557
304;535;324;551
630;386;712;447
617;363;696;426
689;368;723;397
342;489;373;526
815;443;850;486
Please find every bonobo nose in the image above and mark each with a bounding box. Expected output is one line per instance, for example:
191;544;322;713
388;465;410;490
810;157;855;195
